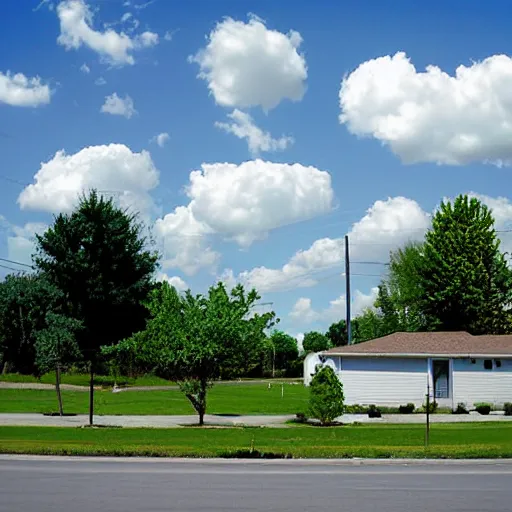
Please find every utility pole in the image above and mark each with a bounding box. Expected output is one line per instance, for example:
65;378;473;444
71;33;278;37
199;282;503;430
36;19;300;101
345;235;352;344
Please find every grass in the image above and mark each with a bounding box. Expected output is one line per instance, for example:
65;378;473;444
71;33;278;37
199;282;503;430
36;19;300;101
0;372;173;387
0;383;309;415
0;423;510;458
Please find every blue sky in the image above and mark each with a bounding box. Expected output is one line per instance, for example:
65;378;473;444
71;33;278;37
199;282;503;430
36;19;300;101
1;0;512;343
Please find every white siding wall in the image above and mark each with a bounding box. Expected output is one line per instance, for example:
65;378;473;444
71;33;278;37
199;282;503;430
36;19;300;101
453;358;512;408
338;357;428;407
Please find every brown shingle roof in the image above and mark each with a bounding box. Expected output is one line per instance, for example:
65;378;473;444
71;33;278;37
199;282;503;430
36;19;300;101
323;331;512;357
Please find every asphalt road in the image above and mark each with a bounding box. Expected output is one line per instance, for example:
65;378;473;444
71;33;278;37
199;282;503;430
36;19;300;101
0;456;511;512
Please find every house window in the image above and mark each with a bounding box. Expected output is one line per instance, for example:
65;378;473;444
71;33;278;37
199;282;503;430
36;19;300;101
483;359;493;370
495;360;502;368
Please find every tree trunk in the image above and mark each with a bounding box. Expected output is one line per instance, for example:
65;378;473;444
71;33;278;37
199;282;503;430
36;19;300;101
89;361;94;426
185;379;208;426
55;364;64;417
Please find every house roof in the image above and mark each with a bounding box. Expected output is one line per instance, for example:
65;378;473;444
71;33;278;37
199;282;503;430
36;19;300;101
322;331;512;358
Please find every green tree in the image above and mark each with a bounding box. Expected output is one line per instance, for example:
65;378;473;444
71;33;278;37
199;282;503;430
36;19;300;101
352;309;384;343
0;274;61;374
374;284;399;334
325;319;348;347
105;282;277;425
302;331;331;353
35;312;82;416
419;195;512;334
269;330;299;375
302;331;331;352
308;365;345;425
34;190;158;424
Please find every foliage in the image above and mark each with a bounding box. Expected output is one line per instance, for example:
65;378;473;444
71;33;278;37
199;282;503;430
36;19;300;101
302;331;331;353
308;365;344;425
104;282;277;425
367;404;381;418
398;403;415;414
34;313;83;374
325;319;348;347
504;403;512;416
453;403;469;415
351;309;384;343
34;190;158;362
0;274;62;374
475;403;492;415
418;195;512;334
420;400;438;414
269;331;299;372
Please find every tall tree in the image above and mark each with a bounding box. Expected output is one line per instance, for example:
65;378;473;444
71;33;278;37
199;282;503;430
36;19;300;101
302;331;331;353
104;282;277;425
34;190;158;424
35;312;82;416
269;330;299;375
419;195;512;334
351;308;384;343
0;273;61;374
325;319;348;347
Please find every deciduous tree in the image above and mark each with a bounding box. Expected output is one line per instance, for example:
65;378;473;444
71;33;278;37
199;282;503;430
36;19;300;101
325;319;348;347
302;331;330;353
308;365;344;425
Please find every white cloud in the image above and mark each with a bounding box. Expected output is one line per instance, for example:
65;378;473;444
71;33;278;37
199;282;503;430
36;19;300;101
7;223;48;266
134;0;155;9
155;272;188;292
56;0;158;66
155;159;333;275
164;30;173;41
0;71;51;107
17;143;159;217
100;93;136;118
121;12;132;23
80;62;90;73
290;287;379;325
190;14;307;111
215;109;293;156
340;52;512;166
227;196;429;293
94;76;106;86
151;132;170;147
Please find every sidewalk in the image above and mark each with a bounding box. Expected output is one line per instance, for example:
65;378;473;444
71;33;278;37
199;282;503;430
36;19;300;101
0;412;509;428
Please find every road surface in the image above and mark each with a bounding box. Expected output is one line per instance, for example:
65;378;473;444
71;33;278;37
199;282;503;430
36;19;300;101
0;456;511;511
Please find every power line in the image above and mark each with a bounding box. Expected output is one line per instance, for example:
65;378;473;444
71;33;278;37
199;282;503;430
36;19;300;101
0;258;33;269
0;263;28;274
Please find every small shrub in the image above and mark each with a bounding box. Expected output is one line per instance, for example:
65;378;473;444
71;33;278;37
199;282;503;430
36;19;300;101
398;403;415;414
475;403;492;415
504;402;512;416
367;404;382;418
308;366;345;426
420;400;438;414
345;404;366;414
452;402;469;415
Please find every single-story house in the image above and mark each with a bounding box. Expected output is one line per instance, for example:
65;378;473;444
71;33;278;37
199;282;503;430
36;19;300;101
303;331;512;409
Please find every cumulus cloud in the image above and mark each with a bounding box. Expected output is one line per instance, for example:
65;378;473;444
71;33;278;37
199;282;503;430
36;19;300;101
0;71;51;107
151;132;170;147
190;14;307;111
289;288;379;325
155;159;333;275
79;62;90;73
226;196;429;293
339;52;512;166
100;93;136;118
215;109;294;156
56;0;158;66
7;223;48;266
17;143;159;217
155;272;188;292
95;76;106;86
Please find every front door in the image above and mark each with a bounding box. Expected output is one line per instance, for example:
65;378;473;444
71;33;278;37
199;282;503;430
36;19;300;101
433;360;450;399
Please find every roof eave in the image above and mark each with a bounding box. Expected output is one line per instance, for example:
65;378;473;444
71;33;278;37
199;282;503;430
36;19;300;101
321;352;512;359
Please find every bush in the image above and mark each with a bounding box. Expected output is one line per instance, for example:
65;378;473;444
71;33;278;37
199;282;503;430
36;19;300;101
308;366;345;425
368;404;381;418
398;403;415;414
452;402;469;414
475;403;492;415
504;403;512;416
420;400;438;414
295;412;308;424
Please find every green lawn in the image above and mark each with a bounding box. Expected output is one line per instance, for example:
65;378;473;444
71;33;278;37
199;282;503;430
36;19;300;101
0;383;308;415
0;423;510;458
0;372;173;387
